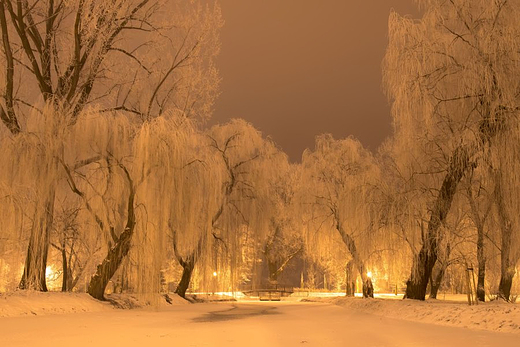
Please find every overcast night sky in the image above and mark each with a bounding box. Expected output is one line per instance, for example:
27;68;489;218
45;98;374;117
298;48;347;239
209;1;420;161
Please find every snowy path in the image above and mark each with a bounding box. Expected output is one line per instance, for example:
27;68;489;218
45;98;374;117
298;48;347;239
1;301;519;346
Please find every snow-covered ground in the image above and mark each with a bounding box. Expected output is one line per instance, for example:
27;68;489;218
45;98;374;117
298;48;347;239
304;294;520;335
1;292;519;346
0;291;195;317
0;291;111;317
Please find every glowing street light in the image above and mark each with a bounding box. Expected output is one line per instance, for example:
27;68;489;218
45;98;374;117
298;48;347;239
213;271;217;277
367;271;373;279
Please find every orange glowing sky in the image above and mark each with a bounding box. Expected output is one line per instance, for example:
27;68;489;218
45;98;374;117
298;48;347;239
210;1;420;161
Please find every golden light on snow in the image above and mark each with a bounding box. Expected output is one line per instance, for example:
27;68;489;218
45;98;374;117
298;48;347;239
45;266;53;279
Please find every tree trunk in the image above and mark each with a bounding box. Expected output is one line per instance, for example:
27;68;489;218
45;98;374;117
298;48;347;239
61;247;67;292
267;259;279;283
362;277;374;298
19;192;55;291
87;227;133;300
335;217;373;298
88;178;136;301
495;174;515;301
175;257;195;298
429;265;446;299
498;271;514;301
467;183;489;302
476;232;486;302
61;247;73;292
345;261;355;297
405;145;471;300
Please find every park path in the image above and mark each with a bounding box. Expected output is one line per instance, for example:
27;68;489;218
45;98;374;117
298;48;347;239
1;300;519;346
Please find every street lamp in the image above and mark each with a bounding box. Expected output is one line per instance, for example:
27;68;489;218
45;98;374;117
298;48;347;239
212;271;217;296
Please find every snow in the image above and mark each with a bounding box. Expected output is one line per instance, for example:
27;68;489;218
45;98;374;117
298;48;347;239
1;292;520;346
0;291;189;317
304;295;520;335
0;291;111;317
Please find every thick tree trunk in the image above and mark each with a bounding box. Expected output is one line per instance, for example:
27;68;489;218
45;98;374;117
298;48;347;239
171;227;204;299
87;227;133;300
498;271;514;301
429;265;446;299
19;192;55;291
362;277;374;298
405;146;471;300
345;261;356;297
175;258;195;298
495;174;515;301
88;176;136;301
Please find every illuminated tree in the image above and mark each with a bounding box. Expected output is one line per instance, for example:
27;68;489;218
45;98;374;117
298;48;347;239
259;158;303;284
170;119;272;298
488;124;520;300
0;0;221;292
383;0;520;300
302;135;379;298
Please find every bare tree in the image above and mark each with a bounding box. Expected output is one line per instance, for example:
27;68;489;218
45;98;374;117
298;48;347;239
0;0;221;125
51;201;99;292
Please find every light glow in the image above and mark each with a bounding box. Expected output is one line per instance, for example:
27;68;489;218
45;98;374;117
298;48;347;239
45;266;53;279
367;271;373;278
213;271;217;277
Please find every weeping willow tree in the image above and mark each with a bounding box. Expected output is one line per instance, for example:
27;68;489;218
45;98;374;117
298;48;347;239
165;124;224;298
302;135;380;298
377;139;437;286
383;0;520;300
165;119;274;298
488;122;520;301
1;110;64;291
59;112;140;300
258;160;303;285
55;112;213;301
0;0;222;292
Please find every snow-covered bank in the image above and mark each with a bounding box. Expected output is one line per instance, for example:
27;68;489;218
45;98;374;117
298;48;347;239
306;296;520;335
0;292;111;317
0;291;189;317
